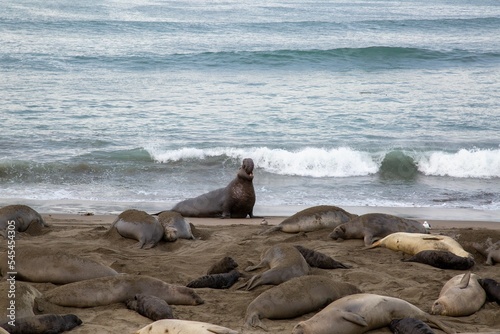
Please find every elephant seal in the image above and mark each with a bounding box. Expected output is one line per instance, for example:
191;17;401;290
366;232;472;258
157;210;195;239
1;314;82;334
0;281;42;323
245;275;360;329
239;243;309;290
292;293;455;334
329;213;428;246
402;250;475;270
389;318;435;334
0;246;118;284
478;278;500;304
44;274;204;307
294;245;350;269
431;272;486;317
171;158;256;218
126;294;175;321
207;256;239;275
0;204;47;236
262;205;356;234
472;239;500;265
186;269;241;289
110;209;164;249
135;319;239;334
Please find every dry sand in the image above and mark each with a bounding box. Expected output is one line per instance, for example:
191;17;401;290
2;211;500;333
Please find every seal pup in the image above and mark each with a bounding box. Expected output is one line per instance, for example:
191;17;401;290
366;232;472;258
44;273;204;307
262;205;356;234
431;272;486;317
0;204;47;236
294;245;350;269
206;256;239;275
245;275;360;330
0;281;42;322
171;158;256;218
239;243;309;291
186;269;241;289
134;319;239;334
0;314;82;334
110;209;164;249
126;294;175;321
157;210;195;239
402;250;475;270
0;246;118;284
478;278;500;305
472;239;500;265
389;318;435;334
329;213;428;246
292;293;455;334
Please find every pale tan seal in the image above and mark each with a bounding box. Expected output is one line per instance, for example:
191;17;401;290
366;232;472;258
472;238;500;265
1;314;82;334
0;281;42;323
329;213;428;246
0;204;47;236
157;210;195;240
239;243;309;290
110;209;164;249
0;246;118;284
134;319;238;334
43;273;204;307
262;205;356;234
292;293;456;334
431;272;486;317
245;275;361;329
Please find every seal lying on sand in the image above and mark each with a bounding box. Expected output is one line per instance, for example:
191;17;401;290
134;319;239;334
389;318;436;334
329;213;428;246
292;293;456;334
171;158;256;218
239;244;309;291
0;246;118;284
472;239;500;265
262;205;356;234
402;250;475;270
1;314;82;334
245;275;360;329
431;272;486;317
366;232;471;258
186;269;241;289
44;274;204;307
0;204;47;236
157;210;195;240
126;294;175;321
110;209;164;249
294;245;350;269
206;256;239;275
478;278;500;305
0;281;41;322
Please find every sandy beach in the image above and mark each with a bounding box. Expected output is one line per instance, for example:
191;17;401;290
2;208;500;333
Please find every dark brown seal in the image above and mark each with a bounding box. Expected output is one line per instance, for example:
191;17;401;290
0;314;82;334
402;250;475;270
294;245;350;269
478;278;500;305
206;256;239;275
126;294;175;321
389;318;435;334
171;158;256;218
186;270;241;289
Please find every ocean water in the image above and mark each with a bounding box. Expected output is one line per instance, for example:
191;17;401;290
1;0;499;218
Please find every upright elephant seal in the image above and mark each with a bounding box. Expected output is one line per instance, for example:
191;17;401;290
110;209;164;249
431;272;486;317
0;314;82;334
0;246;118;284
171;158;256;218
292;293;455;334
366;232;472;258
478;278;500;305
262;205;356;234
402;250;475;270
157;210;195;239
44;274;204;307
389;318;435;334
245;275;360;329
0;204;47;236
126;294;175;321
134;319;239;334
329;213;428;246
239;243;309;290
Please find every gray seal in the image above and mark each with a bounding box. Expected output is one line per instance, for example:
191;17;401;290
0;314;82;334
294;245;350;269
171;158;256;218
0;204;47;236
389;318;436;334
478;278;500;305
126;294;175;321
206;256;239;275
110;209;164;249
157;210;195;240
472;239;500;265
402;250;475;270
186;269;241;289
0;281;42;323
329;213;428;246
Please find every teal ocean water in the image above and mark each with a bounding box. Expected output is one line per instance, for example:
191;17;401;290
1;0;499;215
